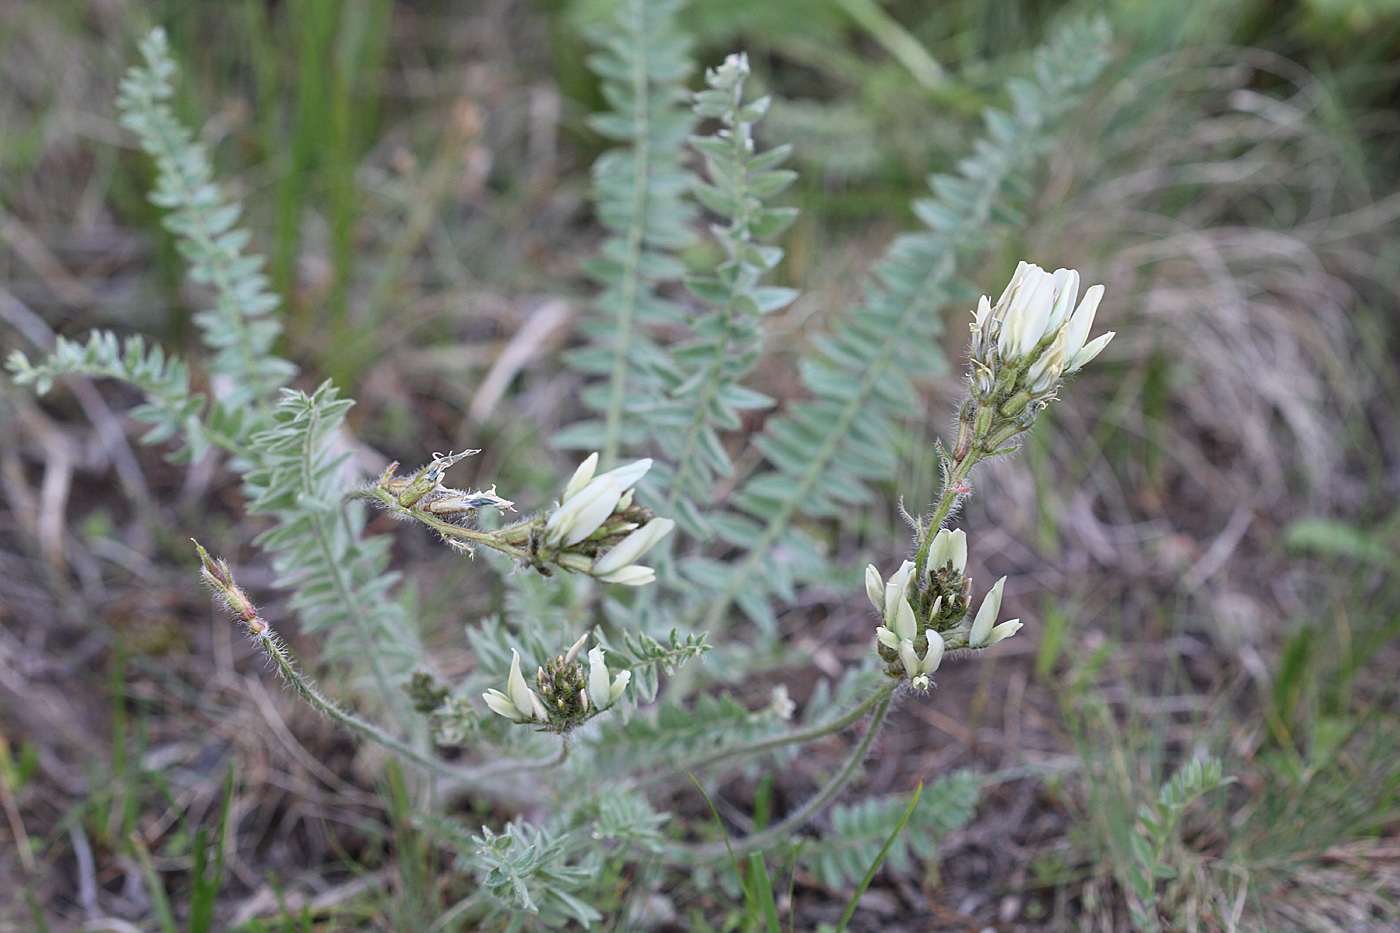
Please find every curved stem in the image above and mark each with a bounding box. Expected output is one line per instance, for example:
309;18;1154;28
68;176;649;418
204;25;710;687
661;691;895;863
640;680;897;789
252;622;562;785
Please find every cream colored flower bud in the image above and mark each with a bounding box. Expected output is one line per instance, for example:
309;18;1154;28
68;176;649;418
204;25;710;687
926;528;967;576
968;577;1007;648
586;646;630;711
865;564;885;614
998;263;1058;361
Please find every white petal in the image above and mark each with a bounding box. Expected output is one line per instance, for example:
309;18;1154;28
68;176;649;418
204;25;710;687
1046;268;1080;333
594;564;656;586
973;294;993;331
865;564;885;614
588;647;613;710
890;597;918;643
919;631;946;675
876;626;901;649
563;453;599;501
993;261;1031;313
1014;266;1058;358
483;689;519;721
609;670;631;704
883;560;915;622
1067;331;1114;372
596;458;652;494
1063;284;1104;359
898;639;921;679
506;649;534;716
592;518;675;575
927;528;953;571
546;475;623;546
969;577;1007;648
949;529;968;574
986;619;1022;646
1029;326;1069;392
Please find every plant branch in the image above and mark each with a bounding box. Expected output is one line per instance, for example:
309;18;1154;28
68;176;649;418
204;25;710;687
661;690;895;862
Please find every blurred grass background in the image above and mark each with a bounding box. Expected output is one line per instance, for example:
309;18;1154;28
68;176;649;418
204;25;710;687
1;0;1399;929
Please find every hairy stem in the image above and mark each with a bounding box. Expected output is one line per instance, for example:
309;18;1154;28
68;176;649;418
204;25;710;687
700;255;957;632
662;690;894;863
640;680;897;788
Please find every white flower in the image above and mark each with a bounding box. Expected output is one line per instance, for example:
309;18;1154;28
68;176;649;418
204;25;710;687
926;528;967;577
968;577;1021;649
483;649;545;723
899;631;945;691
980;262;1112;373
770;684;796;720
586;646;631;711
865;564;885;614
545;456;653;547
592;517;675;585
882;560;918;642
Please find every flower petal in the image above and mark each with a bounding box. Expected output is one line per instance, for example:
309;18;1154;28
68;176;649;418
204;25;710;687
865;564;885;614
563;453;599;501
969;577;1007;648
594;564;656;586
593;518;675;575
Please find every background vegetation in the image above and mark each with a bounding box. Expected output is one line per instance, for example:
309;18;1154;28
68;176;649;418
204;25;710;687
1;0;1398;930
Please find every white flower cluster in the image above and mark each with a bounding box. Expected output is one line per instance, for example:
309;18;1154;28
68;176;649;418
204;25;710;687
866;528;1020;690
545;453;676;585
969;262;1113;394
483;643;631;726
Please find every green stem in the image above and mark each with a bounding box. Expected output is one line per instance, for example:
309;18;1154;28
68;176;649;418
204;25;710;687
600;0;654;467
640;680;897;788
291;403;405;735
699;253;957;633
252;622;561;785
912;447;979;582
661;691;895;863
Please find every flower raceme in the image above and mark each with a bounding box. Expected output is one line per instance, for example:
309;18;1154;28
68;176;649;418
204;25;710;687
952;262;1115;469
968;261;1113;395
866;528;1020;690
483;637;632;732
